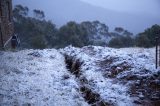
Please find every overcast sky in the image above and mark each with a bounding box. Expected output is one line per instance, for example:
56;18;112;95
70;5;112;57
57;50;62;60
81;0;160;17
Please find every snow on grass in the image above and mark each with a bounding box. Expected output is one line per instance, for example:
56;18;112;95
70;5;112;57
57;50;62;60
0;49;88;106
61;46;158;106
0;46;158;106
60;46;133;105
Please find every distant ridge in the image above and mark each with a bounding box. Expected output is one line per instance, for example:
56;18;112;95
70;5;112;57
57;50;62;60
13;0;160;34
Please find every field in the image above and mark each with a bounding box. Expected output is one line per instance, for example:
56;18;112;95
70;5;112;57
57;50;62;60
0;46;159;106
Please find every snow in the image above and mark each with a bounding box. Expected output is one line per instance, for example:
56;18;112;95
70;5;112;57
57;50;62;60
60;46;134;105
60;46;158;105
0;49;88;106
0;46;159;106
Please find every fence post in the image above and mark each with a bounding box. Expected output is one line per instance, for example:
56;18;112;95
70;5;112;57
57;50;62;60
156;37;158;69
159;37;160;67
0;26;4;48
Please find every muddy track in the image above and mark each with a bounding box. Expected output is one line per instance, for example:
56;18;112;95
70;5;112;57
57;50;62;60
64;54;111;106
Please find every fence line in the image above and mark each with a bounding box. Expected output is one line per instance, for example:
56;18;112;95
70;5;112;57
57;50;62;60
156;37;160;69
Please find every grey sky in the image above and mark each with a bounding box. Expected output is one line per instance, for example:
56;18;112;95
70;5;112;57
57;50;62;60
81;0;160;17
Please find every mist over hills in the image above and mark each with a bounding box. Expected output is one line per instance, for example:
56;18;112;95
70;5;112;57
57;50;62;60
13;0;160;34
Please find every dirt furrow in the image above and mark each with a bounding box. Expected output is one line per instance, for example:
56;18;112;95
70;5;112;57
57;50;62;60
64;54;111;106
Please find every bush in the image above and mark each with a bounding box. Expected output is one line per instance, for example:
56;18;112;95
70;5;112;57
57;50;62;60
108;35;134;48
136;24;160;47
56;21;89;48
13;5;58;49
135;34;151;48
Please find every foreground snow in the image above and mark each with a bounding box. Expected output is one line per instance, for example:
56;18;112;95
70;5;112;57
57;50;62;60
0;46;159;106
0;49;88;106
60;46;159;106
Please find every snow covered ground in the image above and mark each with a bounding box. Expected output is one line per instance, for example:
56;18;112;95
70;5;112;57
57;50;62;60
0;49;88;106
0;46;159;106
61;46;160;106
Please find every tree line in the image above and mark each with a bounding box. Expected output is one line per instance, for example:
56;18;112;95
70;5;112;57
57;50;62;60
13;5;160;49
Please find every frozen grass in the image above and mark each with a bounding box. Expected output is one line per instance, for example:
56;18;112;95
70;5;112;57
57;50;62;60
0;46;159;106
0;49;88;106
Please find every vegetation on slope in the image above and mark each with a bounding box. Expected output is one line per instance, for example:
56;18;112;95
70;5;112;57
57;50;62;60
13;5;160;49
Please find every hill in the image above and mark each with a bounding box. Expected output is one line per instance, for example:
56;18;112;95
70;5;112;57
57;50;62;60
13;0;160;34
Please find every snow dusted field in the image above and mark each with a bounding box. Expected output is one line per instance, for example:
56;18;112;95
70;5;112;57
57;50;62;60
0;49;88;106
0;46;160;106
61;46;159;106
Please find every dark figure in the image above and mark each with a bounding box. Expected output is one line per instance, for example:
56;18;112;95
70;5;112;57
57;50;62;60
11;34;20;49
